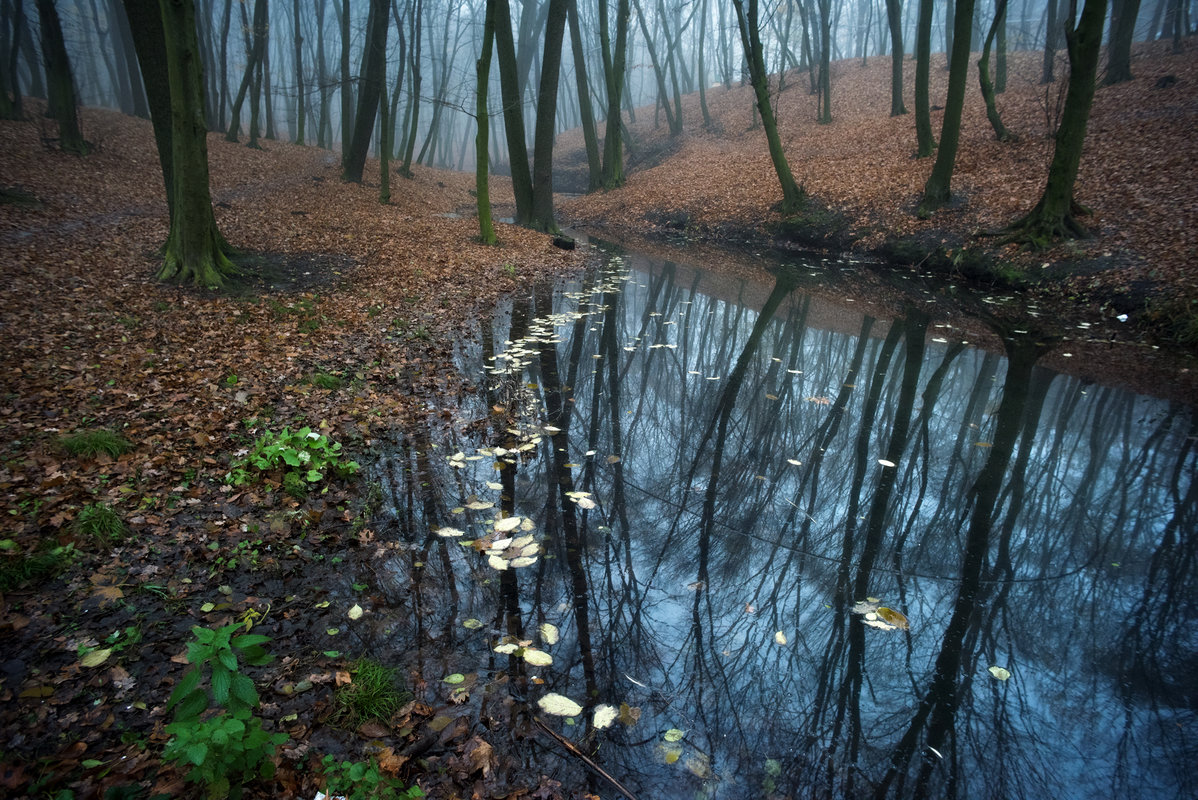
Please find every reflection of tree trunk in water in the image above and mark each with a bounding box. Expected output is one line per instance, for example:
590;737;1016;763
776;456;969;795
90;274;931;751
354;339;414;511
875;336;1045;799
688;271;798;748
536;282;599;701
1115;412;1196;782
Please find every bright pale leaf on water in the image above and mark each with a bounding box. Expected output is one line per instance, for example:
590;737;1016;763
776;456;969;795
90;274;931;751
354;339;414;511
539;622;559;645
774;631;787;645
465;500;494;511
493;516;522;533
989;666;1012;681
487;555;509;571
522;648;553;666
347;604;364;620
787;458;801;466
537;693;583;717
462;618;484;630
593;704;618;730
436;526;465;537
664;728;685;743
878;459;897;468
875;607;909;630
509;556;538;568
485;481;503;491
493;642;519;655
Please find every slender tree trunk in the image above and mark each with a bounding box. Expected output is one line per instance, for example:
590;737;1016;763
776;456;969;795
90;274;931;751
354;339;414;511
121;0;174;215
476;0;497;243
262;19;275;139
886;0;906;115
315;0;329;148
291;0;304;144
1042;0;1059;82
339;0;352;154
343;0;389;182
817;0;832;122
379;68;391;202
216;0;229;131
733;0;806;214
566;0;600;189
598;0;631;188
917;0;977;215
399;0;422;176
978;0;1014;140
225;0;266;142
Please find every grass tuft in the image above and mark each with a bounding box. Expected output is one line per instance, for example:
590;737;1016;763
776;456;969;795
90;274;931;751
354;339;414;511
309;371;343;390
61;429;132;459
75;503;126;543
333;658;410;727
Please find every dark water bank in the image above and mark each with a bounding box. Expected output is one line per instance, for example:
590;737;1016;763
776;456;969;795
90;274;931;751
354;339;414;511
368;239;1196;799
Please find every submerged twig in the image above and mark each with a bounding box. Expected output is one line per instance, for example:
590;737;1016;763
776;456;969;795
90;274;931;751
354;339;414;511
533;715;640;800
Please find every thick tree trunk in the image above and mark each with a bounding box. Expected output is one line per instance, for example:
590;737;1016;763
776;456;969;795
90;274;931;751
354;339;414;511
494;0;532;220
121;0;174;216
1104;0;1142;84
917;0;977;215
1005;0;1107;245
529;0;567;232
339;0;353;154
913;0;935;156
36;0;87;154
157;0;236;287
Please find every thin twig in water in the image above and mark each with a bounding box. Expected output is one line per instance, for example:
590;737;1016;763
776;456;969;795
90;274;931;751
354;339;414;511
533;715;640;800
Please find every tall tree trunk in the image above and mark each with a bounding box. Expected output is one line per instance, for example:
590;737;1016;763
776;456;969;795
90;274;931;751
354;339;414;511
494;0;532;220
598;0;630;188
917;0;977;215
913;0;935;155
978;0;1014;140
343;0;389;182
566;0;600;189
1004;0;1108;244
339;0;353;154
886;0;906;115
121;0;174;216
315;0;329;148
291;0;305;144
733;0;806;214
216;0;229;131
155;0;236;287
225;0;266;142
529;0;567;231
111;0;148;117
817;0;832;122
476;0;497;243
1042;0;1059;82
36;0;87;154
1104;0;1142;84
399;0;422;176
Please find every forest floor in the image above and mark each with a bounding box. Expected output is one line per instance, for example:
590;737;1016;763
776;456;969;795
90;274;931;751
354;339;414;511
1;39;1197;800
559;39;1198;394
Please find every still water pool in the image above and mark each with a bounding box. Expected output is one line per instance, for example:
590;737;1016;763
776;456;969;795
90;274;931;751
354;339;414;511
375;242;1196;799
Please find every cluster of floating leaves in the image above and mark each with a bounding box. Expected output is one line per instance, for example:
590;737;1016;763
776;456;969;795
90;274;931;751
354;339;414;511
851;597;910;631
435;514;541;571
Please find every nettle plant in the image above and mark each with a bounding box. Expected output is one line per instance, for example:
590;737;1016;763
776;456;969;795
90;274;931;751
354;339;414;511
162;624;288;799
226;426;359;489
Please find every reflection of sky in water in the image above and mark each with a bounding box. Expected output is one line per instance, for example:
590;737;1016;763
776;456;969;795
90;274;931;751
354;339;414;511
381;248;1197;800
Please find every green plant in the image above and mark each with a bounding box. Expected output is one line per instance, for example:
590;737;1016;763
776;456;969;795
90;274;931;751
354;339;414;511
332;659;410;728
0;543;77;591
225;373;239;386
503;262;516;278
225;427;359;488
61;429;132;459
321;755;424;800
162;624;287;799
75;503;125;543
309;371;343;390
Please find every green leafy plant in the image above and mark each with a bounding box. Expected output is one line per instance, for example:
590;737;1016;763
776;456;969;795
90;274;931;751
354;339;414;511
321;755;424;800
332;658;410;728
162;624;287;799
225;427;359;488
61;429;132;459
75;502;125;543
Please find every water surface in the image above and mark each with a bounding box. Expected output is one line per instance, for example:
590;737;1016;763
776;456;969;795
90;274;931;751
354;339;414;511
376;244;1196;799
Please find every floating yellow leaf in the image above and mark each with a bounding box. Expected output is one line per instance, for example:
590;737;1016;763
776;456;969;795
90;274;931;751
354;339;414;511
493;516;523;533
989;666;1012;681
347;604;364;621
774;631;787;645
664;728;685;742
539;622;559;645
593;704;618;729
462;618;484;630
875;607;909;630
436;526;466;537
521;648;553;666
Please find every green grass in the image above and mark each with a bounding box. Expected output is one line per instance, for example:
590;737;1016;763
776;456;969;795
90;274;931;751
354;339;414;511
0;543;76;592
309;371;343;390
75;502;126;543
333;659;410;727
61;429;132;458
